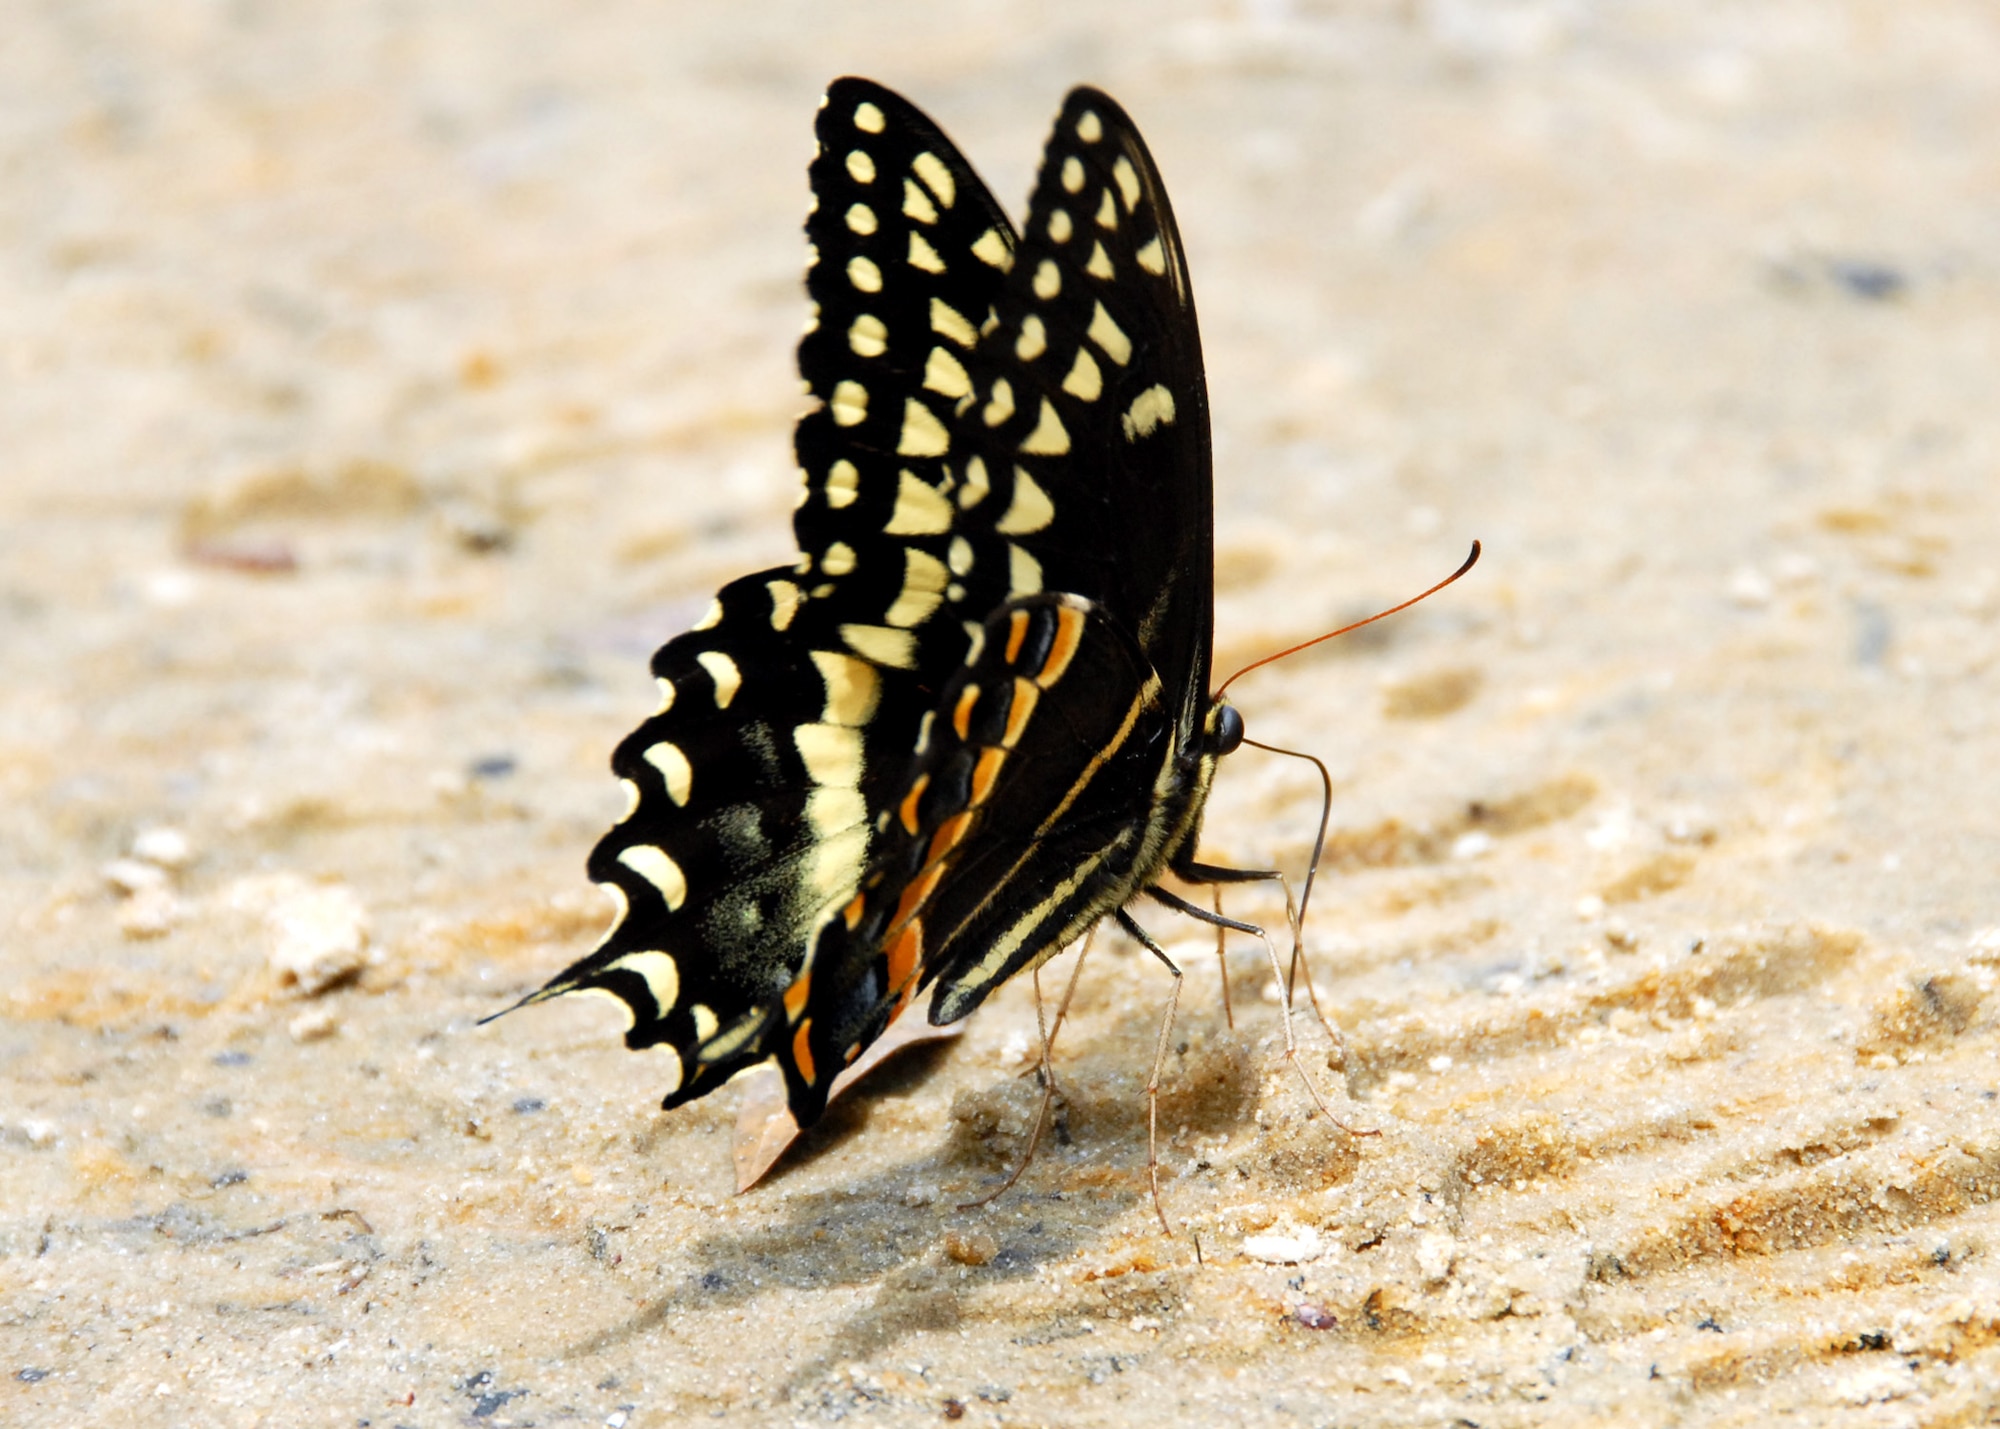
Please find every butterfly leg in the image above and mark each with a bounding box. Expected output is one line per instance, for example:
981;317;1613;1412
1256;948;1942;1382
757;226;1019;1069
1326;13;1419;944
1146;883;1370;1140
959;927;1097;1212
1115;908;1186;1236
1175;861;1347;1058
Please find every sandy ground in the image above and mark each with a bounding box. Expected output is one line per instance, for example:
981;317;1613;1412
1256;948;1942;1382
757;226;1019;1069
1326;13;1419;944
6;2;2000;1425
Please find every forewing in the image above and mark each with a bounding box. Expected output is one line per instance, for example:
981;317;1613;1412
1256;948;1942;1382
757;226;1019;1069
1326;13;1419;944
947;88;1216;737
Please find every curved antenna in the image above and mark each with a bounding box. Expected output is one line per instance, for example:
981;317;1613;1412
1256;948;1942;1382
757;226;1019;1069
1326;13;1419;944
1216;540;1481;701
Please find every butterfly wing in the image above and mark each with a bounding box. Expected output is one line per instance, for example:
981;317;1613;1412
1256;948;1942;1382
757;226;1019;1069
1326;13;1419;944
763;90;1224;1110
524;80;1032;1106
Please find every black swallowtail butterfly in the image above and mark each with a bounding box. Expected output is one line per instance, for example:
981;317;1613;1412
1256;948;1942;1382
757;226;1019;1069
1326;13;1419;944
508;77;1291;1136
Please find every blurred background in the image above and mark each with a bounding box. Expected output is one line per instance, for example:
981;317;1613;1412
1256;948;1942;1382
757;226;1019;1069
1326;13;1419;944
5;3;1999;1424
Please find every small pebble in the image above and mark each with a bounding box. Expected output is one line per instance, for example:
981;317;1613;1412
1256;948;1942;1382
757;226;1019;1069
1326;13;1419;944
269;885;371;995
1244;1228;1323;1265
118;886;182;939
102;858;168;895
131;826;193;869
943;1231;998;1266
287;1007;340;1043
1294;1304;1337;1330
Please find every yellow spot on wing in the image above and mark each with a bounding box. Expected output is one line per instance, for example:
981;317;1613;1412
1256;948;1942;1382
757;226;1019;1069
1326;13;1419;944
1015;314;1047;361
896;398;950;457
907;231;945;274
618;844;687;910
618;777;641;822
607;950;680;1014
948;534;974;575
902;178;938;225
654;677;676;714
995;467;1055;535
1136;236;1167;275
1122;384;1177;441
1061;155;1084;193
1112;156;1141;211
1008;543;1044;596
847;255;882;292
922;346;971;399
1096;189;1117;229
911;151;956;207
1047;208;1072;244
831;380;868;426
692;598;723;631
644;741;693;805
848;313;887;358
846;150;876;184
842;623;918;668
821;541;856;576
971;228;1011;270
885;469;953;534
1088;302;1132;365
845;202;877;235
957;457;990;511
824;459;860;510
929;297;977;347
1062;348;1103;402
983;379;1015;427
1032;260;1060;301
795;722;864;787
767;579;801;631
695;650;741;707
811;649;880;725
1085;242;1114;279
690;1003;719;1041
854;101;885;134
885;547;948;627
1076;109;1103;143
1018;398;1071;456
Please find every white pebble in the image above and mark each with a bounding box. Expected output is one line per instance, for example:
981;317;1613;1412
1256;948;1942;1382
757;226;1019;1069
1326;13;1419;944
288;1007;341;1042
102;858;168;895
269;884;371;995
131;826;194;869
1243;1227;1322;1264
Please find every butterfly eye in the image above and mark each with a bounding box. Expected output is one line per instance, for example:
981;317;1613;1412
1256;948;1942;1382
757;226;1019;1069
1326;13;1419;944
1211;702;1245;756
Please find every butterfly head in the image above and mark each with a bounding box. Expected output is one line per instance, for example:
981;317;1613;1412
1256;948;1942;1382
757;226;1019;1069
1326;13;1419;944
1206;700;1246;757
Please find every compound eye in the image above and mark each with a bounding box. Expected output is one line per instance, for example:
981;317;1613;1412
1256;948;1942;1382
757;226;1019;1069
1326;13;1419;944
1212;702;1245;755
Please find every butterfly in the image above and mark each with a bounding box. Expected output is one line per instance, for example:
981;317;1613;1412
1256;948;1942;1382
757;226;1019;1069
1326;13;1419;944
506;77;1289;1139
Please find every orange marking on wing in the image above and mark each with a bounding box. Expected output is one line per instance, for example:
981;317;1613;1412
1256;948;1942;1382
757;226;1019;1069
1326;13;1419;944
783;971;812;1021
898;774;930;835
791;1018;817;1086
842;893;867;930
969;746;1007;806
1002;677;1040;747
892;861;946;930
1004;608;1031;664
1037;602;1086;686
927;811;974;865
952;684;981;742
885;918;923;994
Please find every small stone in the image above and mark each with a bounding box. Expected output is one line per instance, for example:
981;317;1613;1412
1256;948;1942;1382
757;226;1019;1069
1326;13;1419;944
268;884;371;995
1244;1228;1323;1265
288;1007;340;1042
131;826;193;869
118;886;182;939
943;1231;998;1266
103;858;168;895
